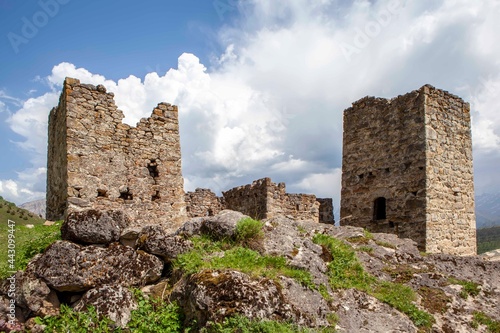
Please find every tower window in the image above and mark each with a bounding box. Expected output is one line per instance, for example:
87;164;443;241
373;197;386;220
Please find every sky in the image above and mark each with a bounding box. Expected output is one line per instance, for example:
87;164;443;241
0;0;499;219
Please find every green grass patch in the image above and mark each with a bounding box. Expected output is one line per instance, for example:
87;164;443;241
235;217;264;242
202;315;333;333
471;311;500;333
448;277;480;299
173;235;315;289
313;233;434;329
127;290;184;332
357;246;373;254
35;304;117;332
0;222;61;279
35;290;184;332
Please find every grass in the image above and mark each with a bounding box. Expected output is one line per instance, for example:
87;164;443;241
471;311;500;333
0;198;60;278
312;233;434;329
203;315;335;333
448;277;480;299
173;235;315;289
35;290;185;333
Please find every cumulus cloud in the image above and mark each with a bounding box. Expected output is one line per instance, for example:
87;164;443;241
2;0;500;210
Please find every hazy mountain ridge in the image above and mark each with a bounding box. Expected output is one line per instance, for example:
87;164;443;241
19;199;46;219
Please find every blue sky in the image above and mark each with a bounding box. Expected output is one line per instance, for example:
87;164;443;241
1;0;500;217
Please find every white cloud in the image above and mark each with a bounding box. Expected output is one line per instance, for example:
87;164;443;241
3;0;500;205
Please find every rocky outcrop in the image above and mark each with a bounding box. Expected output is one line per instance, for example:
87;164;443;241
61;209;129;245
73;285;137;328
1;209;499;332
33;241;163;292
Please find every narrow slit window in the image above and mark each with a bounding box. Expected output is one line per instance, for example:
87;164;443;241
373;197;386;220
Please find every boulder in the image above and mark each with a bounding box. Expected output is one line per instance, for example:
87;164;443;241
0;260;59;318
61;209;129;245
170;269;299;328
175;210;249;240
332;289;417;333
73;285;137;328
137;225;192;261
200;210;249;240
34;241;163;292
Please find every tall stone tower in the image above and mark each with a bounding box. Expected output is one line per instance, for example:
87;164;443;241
46;78;187;230
340;85;476;256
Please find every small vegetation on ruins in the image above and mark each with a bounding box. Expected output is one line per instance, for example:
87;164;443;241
173;218;315;289
471;311;500;333
35;290;184;333
447;277;480;299
312;233;435;329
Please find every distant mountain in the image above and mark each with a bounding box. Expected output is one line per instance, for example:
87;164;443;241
475;193;500;229
19;199;46;219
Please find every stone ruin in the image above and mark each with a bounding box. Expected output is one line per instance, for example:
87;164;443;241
46;78;334;231
46;78;476;255
186;178;334;224
340;85;476;256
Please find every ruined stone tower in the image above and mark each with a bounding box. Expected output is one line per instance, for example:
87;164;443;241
340;85;476;255
46;78;187;230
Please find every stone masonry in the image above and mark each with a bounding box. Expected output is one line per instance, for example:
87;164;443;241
222;178;334;224
340;85;476;255
46;78;187;230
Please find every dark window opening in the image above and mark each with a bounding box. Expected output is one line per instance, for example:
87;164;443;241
207;209;214;217
147;159;159;178
389;221;395;228
97;189;108;198
411;191;417;196
119;188;133;200
152;191;160;202
385;168;390;173
358;174;364;179
373;197;387;220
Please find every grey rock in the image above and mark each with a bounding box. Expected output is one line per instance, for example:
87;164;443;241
170;269;299;328
34;241;163;292
200;210;248;240
137;225;192;261
73;285;137;328
62;209;129;245
332;289;417;333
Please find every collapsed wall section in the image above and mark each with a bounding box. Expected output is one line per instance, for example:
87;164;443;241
46;78;186;230
185;188;225;218
222;177;334;223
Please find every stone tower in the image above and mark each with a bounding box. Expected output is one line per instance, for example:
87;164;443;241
340;85;476;256
46;78;187;230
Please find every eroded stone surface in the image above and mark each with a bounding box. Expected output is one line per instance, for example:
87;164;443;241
34;241;162;292
62;209;129;245
73;285;137;328
137;225;192;261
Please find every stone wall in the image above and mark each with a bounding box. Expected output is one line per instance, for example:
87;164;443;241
46;78;187;231
424;86;476;255
185;188;225;218
340;85;476;255
222;177;334;223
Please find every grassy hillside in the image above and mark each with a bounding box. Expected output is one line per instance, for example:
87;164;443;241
477;226;500;254
0;196;60;278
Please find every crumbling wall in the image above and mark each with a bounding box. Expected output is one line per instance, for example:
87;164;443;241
340;85;476;255
46;78;186;230
185;188;225;218
222;178;269;220
222;177;333;223
317;198;334;225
